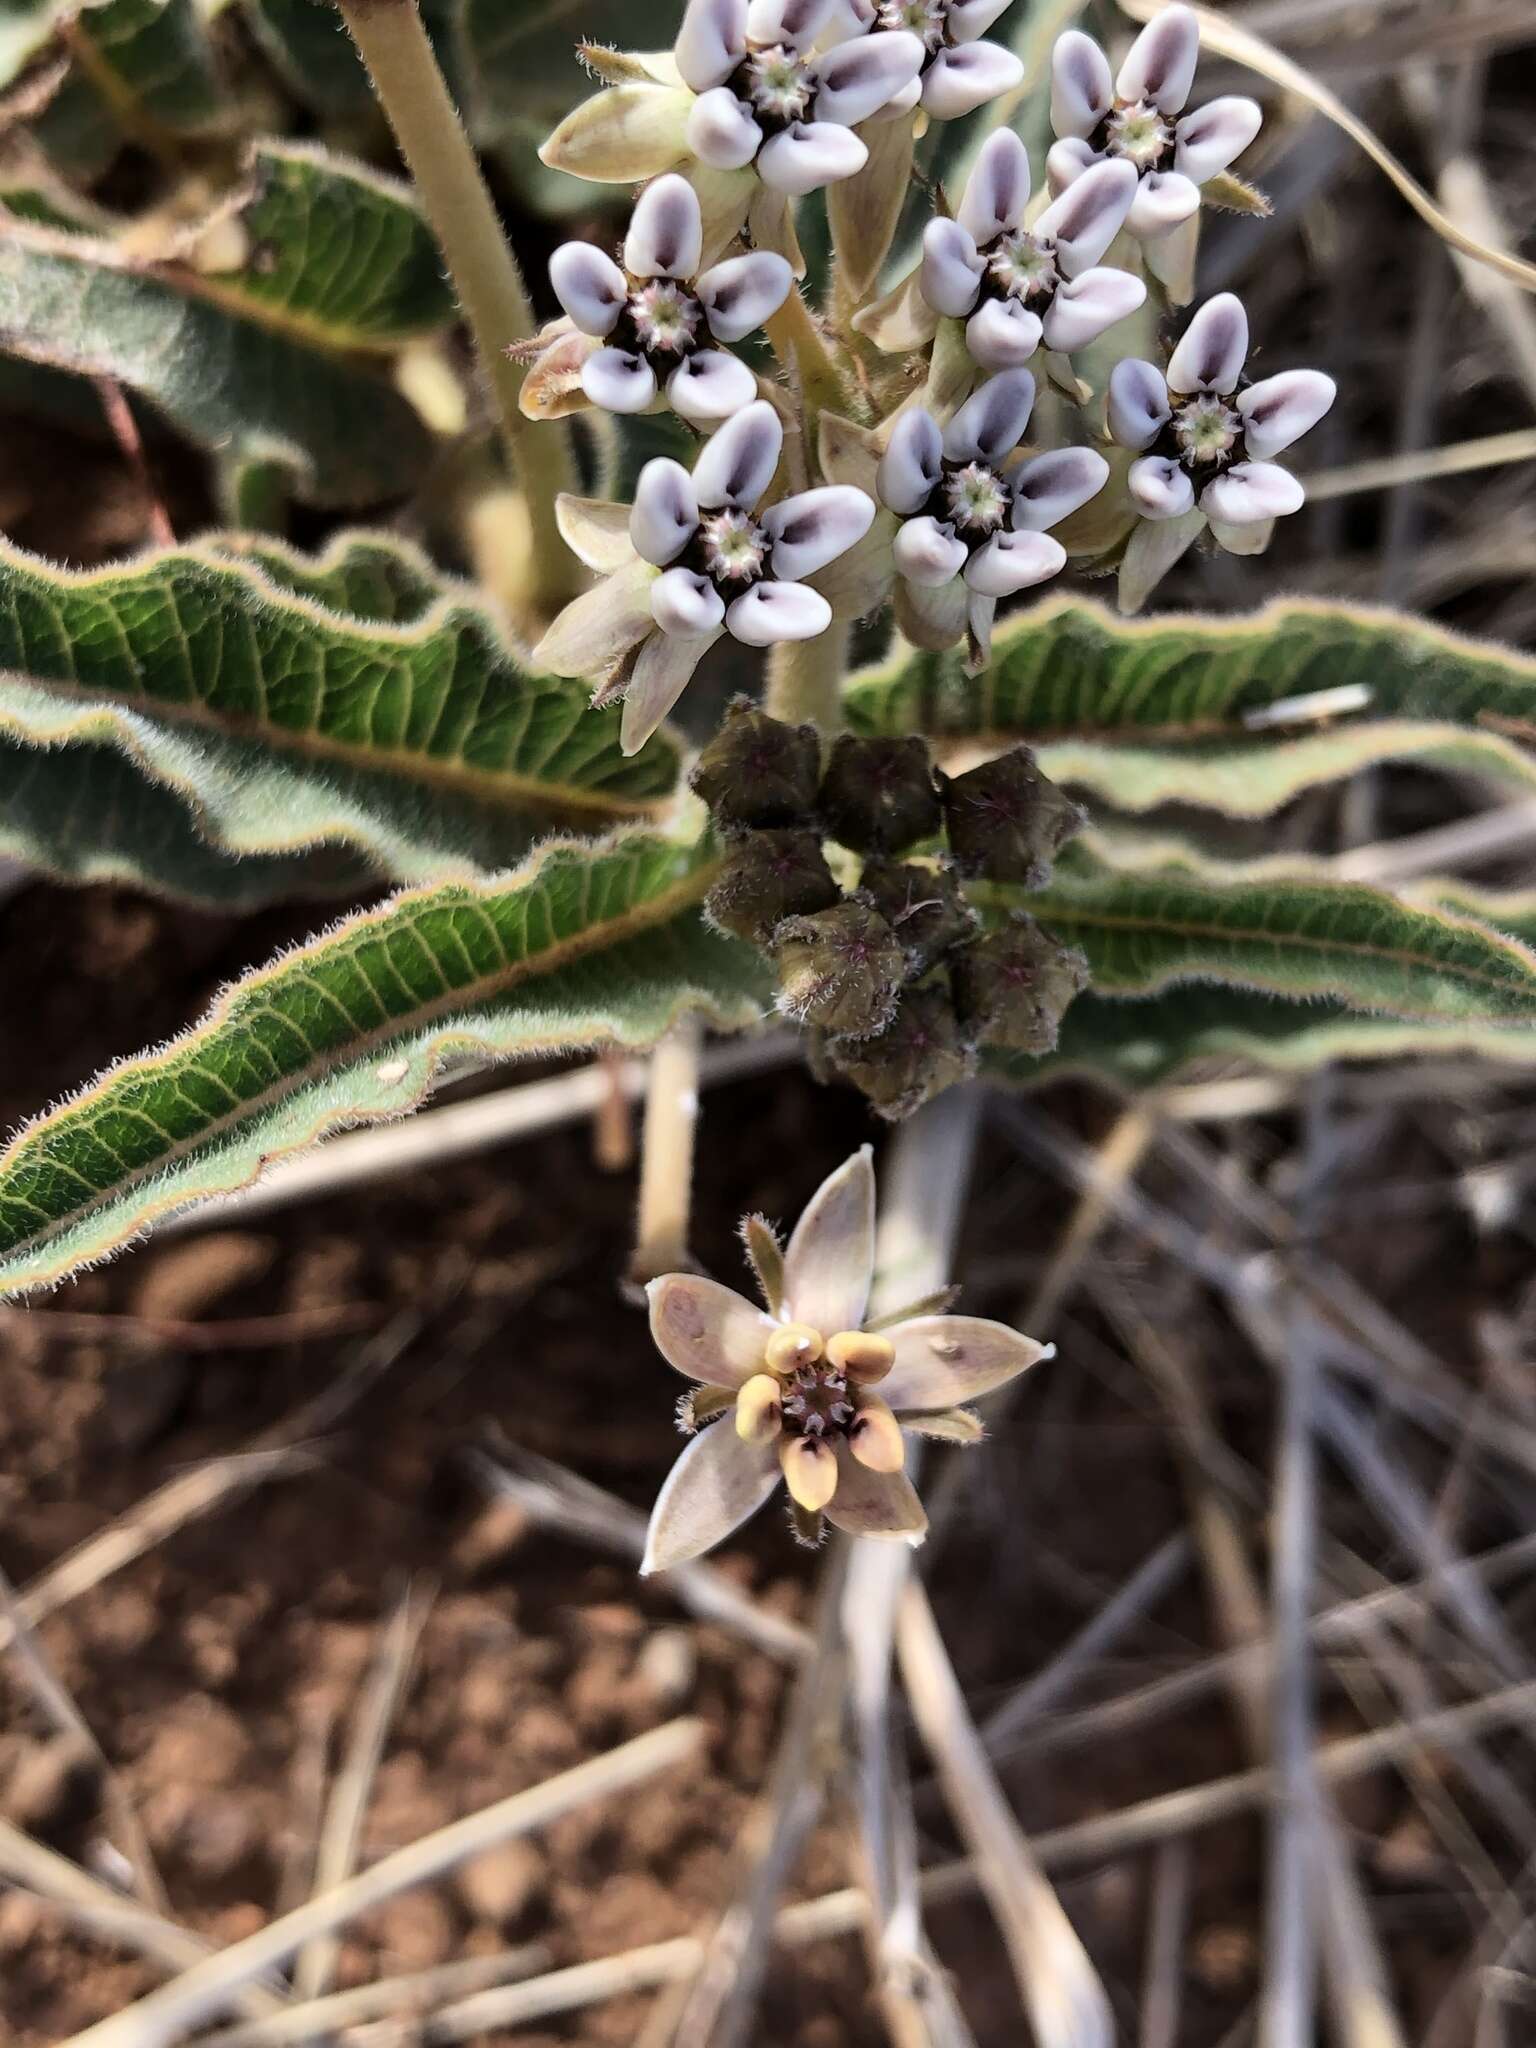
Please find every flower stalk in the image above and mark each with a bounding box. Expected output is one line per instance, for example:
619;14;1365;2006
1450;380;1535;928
337;0;582;621
764;620;850;732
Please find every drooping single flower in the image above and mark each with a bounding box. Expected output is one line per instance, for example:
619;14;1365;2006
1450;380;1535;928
875;370;1107;667
1107;292;1335;551
679;0;925;191
919;130;1144;370
641;1148;1051;1570
1048;6;1262;241
538;175;792;425
532;400;875;755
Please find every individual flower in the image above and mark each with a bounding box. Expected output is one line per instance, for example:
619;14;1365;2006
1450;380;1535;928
537;175;791;425
1048;5;1262;241
532;400;874;755
824;0;1023;118
641;1148;1051;1570
1107;292;1335;551
919;130;1144;370
875;370;1108;666
678;0;924;192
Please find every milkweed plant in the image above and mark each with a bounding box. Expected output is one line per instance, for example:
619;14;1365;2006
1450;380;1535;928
1;0;1535;1568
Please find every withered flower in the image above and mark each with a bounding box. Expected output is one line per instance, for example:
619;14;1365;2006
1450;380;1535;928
642;1148;1051;1570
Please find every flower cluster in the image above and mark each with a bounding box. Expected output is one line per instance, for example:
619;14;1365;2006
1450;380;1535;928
642;1148;1051;1568
693;705;1090;1117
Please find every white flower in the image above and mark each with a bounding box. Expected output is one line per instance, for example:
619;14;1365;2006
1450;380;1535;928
1107;292;1335;550
864;0;1023;118
874;370;1107;665
641;1148;1052;1570
678;0;924;191
918;130;1144;369
546;175;791;425
1048;5;1262;240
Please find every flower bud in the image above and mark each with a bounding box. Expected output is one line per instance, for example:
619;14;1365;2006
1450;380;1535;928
704;830;840;944
735;1372;785;1443
939;745;1086;884
858;859;978;978
825;1330;894;1385
848;1393;905;1473
690;701;822;828
817;734;942;855
951;912;1090;1053
824;984;977;1121
773;900;905;1039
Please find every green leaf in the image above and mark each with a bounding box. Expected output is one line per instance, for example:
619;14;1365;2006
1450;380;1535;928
190;141;456;352
0;221;433;505
986;836;1536;1026
0;534;683;896
73;0;222;135
0;833;767;1297
243;0;374;116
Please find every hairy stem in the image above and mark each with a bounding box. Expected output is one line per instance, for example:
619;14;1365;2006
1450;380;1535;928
337;0;580;618
628;1015;704;1288
764;623;849;733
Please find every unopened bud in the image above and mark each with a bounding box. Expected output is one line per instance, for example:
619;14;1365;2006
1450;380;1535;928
952;912;1090;1053
848;1393;906;1473
773;899;905;1039
825;984;977;1121
735;1372;785;1444
690;701;822;829
765;1323;824;1374
705;829;840;944
858;858;977;978
818;734;942;855
780;1433;838;1512
826;1330;895;1385
939;745;1086;884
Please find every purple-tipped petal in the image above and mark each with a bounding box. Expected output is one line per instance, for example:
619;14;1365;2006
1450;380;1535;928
966;296;1043;370
548;242;626;337
1237;369;1336;459
881;75;923;117
881;1314;1051;1410
964;529;1065;595
877;407;945;514
784;1147;875;1337
824;1445;927;1542
625;173;704;279
943;366;1035;463
648;1274;776;1386
687;86;763;171
1107;357;1172;450
1050;28;1113;138
1045;135;1098;197
1174;95;1262;183
1128;454;1196;519
675;0;748;93
1199;459;1304;526
757;120;867;193
726;580;832;645
948;0;1015;42
894;515;968;587
957;127;1031;245
1126;167;1202;239
621;622;717;755
693;398;784;508
1039;264;1146;352
813;30;925;127
1167;291;1248;393
762;484;876;579
1115;2;1200;114
639;1422;781;1574
650;564;727;636
631;457;699;564
919;217;985;318
667;349;758;423
920;41;1023;120
1009;446;1109;531
581;347;659;413
747;0;836;47
1036;157;1138;275
698;250;793;342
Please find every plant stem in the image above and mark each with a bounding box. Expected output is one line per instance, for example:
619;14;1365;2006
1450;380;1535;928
627;1015;703;1288
337;0;580;618
764;623;849;733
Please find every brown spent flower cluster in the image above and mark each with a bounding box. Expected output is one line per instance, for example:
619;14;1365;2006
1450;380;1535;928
692;703;1091;1116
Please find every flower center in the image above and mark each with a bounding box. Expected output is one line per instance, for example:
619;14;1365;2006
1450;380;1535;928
698;507;770;584
745;43;816;123
1174;392;1242;465
944;461;1011;535
1105;97;1172;171
877;0;946;53
627;279;701;357
986;230;1060;306
779;1359;857;1438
